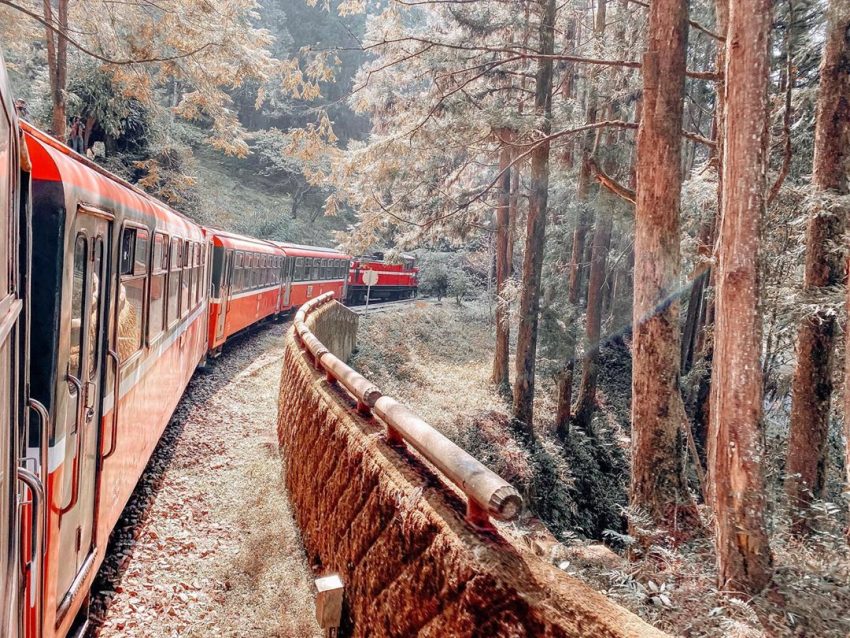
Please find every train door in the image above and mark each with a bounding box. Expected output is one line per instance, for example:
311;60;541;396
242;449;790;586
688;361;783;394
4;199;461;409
55;208;110;615
214;249;232;344
282;257;292;308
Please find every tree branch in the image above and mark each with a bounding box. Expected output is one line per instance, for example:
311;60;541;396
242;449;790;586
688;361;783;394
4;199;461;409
588;157;636;204
0;0;219;66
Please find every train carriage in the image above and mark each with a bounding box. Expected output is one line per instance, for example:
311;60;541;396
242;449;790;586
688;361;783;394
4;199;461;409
0;53;29;638
206;230;287;353
272;242;350;311
23;122;209;637
347;254;418;304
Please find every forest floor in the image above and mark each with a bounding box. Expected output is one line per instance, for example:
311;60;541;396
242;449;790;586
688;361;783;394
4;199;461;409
88;323;321;638
352;298;850;638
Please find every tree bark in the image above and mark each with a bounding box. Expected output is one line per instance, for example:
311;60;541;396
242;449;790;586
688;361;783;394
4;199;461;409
44;0;69;139
785;0;850;535
512;0;556;437
709;0;774;596
629;0;697;533
492;132;513;393
573;195;613;433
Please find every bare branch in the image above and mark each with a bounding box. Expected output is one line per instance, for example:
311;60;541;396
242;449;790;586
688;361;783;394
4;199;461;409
0;0;219;65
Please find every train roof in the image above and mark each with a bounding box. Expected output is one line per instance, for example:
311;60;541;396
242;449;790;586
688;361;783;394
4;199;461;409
206;228;284;254
23;121;202;239
272;241;351;259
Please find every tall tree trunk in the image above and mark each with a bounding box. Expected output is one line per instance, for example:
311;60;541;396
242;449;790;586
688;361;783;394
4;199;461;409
710;0;774;596
785;0;850;535
512;0;556;437
492;133;513;393
554;133;594;439
573;196;613;433
44;0;69;139
629;0;697;533
695;0;729;505
507;146;520;277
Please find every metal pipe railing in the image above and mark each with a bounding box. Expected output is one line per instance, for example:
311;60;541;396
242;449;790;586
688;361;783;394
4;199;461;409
292;292;523;529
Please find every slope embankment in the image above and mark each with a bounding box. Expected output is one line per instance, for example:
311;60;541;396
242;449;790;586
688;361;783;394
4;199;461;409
277;299;668;638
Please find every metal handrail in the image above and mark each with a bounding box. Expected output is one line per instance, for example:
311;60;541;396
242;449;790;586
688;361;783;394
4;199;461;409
292;292;523;529
59;373;84;516
17;467;44;638
102;349;121;459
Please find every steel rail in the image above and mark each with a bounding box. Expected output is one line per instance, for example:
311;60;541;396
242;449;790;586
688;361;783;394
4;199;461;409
292;292;523;529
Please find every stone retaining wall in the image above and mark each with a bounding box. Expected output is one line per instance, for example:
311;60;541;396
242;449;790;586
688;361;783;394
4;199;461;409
277;300;668;638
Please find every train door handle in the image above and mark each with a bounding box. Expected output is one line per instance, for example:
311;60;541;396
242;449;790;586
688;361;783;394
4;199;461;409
84;381;96;419
59;372;85;516
17;467;45;638
103;350;120;460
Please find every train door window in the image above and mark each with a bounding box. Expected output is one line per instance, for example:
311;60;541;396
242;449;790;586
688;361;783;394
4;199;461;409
87;238;104;375
181;242;191;317
69;235;87;379
168;238;181;326
148;233;167;342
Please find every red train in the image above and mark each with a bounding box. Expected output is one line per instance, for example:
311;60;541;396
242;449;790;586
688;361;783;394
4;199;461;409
0;53;416;638
347;253;419;304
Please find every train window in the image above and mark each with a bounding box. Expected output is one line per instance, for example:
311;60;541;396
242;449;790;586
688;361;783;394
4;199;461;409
181;243;192;317
69;235;87;380
295;257;303;281
119;229;135;276
119;226;146;358
168;238;181;326
194;243;202;305
148;233;167;342
119;272;145;359
135;229;149;275
312;258;320;280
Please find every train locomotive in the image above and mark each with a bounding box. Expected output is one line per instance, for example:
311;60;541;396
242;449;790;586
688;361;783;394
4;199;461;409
0;54;417;638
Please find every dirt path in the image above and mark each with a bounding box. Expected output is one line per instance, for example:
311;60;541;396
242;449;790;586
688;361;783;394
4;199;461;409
88;323;321;638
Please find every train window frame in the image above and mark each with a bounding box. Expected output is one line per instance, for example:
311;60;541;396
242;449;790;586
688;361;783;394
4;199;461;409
181;242;192;318
69;233;88;382
147;232;168;345
167;237;182;329
118;222;150;364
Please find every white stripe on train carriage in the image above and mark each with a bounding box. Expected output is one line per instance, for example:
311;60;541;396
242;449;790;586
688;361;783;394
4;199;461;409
289;278;347;286
32;303;207;474
227;283;284;301
27;435;66;474
101;301;207;414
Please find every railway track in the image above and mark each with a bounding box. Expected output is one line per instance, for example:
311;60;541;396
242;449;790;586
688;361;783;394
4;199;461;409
351;297;427;315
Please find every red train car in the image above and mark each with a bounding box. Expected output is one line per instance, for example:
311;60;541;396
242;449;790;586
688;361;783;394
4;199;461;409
23;121;209;637
0;53;30;638
347;253;418;304
206;230;286;354
273;242;350;311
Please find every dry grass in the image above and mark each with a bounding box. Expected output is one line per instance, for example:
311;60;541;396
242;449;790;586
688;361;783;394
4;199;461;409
352;299;850;638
